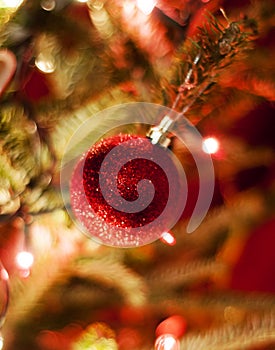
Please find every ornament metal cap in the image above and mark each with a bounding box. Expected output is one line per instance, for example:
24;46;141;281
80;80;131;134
147;115;174;148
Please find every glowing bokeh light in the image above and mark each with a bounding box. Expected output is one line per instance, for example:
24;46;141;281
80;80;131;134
160;232;176;246
0;0;23;8
16;251;34;270
136;0;156;15
0;335;3;350
35;53;56;73
202;137;220;154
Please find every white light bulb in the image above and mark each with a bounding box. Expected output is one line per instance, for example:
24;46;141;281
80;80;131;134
202;137;220;154
155;334;180;350
35;52;56;73
160;232;176;246
136;0;156;15
16;251;34;270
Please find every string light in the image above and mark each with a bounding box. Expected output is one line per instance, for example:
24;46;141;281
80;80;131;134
15;251;34;270
35;52;56;73
202;137;220;154
136;0;156;15
155;334;180;350
160;232;176;246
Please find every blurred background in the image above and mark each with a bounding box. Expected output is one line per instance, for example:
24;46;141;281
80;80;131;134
0;0;274;349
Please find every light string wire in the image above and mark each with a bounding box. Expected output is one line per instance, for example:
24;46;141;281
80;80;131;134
146;51;207;146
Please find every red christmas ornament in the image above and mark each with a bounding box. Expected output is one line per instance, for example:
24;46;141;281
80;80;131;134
70;134;186;247
83;134;170;228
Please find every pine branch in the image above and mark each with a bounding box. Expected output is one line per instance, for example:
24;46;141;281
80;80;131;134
0;104;39;214
167;191;268;277
180;312;275;349
162;11;257;115
0;104;39;178
149;291;275;332
21;186;64;214
71;257;147;307
3;223;83;345
0;0;160;130
194;293;275;315
147;258;226;291
0;153;25;195
51;87;141;163
0;103;61;215
220;60;275;101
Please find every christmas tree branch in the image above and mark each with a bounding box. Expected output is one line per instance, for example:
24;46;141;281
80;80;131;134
180;312;275;350
147;258;225;291
162;10;257;116
71;257;147;307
